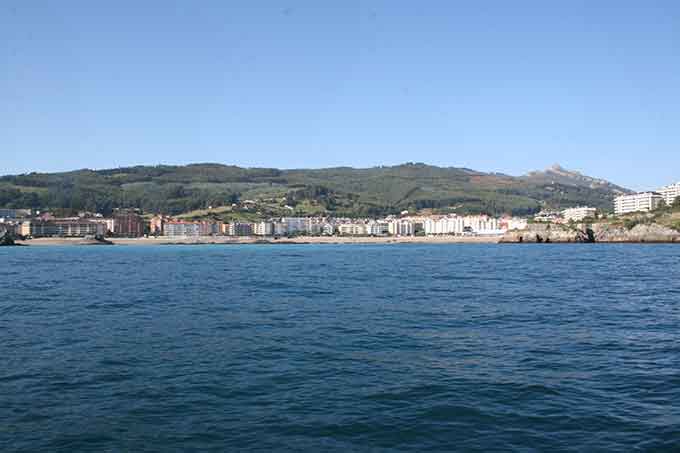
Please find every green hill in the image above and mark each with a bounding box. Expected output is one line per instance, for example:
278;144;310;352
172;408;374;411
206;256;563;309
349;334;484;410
0;163;630;217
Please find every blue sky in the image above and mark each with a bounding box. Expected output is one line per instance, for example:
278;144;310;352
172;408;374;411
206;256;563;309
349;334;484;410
2;1;679;190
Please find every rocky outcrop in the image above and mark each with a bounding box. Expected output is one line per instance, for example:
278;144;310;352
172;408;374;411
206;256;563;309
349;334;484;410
500;223;592;243
500;223;680;243
0;231;16;246
591;223;680;243
78;235;114;245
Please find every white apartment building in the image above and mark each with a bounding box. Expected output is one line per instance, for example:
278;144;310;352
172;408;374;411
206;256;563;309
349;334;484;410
273;222;287;236
281;217;308;234
164;222;200;237
253;222;274;236
388;220;415;236
614;192;664;215
366;221;389;236
421;215;502;235
562;207;597;222
338;223;368;236
658;182;680;206
423;216;465;235
464;216;500;234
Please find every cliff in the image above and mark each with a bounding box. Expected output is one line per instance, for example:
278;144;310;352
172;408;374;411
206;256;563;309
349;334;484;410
500;223;680;243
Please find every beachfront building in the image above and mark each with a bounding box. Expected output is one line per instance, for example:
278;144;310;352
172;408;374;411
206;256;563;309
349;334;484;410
17;221;31;237
164;221;200;237
149;215;167;236
614;192;664;215
198;221;221;236
0;220;24;237
305;218;327;235
27;218;106;238
254;222;274;236
658;182;680;206
281;217;308;235
423;216;465;235
388;220;415;236
273;222;287;236
104;218;116;235
338;222;368;236
113;211;145;237
366;221;389;236
463;216;501;235
228;222;254;236
562;207;597;222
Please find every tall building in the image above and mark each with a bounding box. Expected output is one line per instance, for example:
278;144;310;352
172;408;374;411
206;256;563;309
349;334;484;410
658;182;680;206
281;217;308;234
388;220;415;236
27;219;106;237
273;222;287;236
253;222;274;236
113;211;145;237
164;221;200;237
228;222;254;236
463;216;500;234
198;221;221;236
365;221;389;236
614;192;663;215
423;216;465;235
163;221;221;237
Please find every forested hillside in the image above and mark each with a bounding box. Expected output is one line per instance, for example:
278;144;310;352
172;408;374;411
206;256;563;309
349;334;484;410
0;163;630;217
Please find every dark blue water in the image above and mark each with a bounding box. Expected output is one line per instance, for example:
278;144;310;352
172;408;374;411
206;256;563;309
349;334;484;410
1;244;679;452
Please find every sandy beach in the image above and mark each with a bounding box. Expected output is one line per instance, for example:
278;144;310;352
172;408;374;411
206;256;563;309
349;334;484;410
16;235;501;246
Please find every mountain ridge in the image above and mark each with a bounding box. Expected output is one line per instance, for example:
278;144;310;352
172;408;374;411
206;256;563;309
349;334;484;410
0;162;630;217
523;164;631;194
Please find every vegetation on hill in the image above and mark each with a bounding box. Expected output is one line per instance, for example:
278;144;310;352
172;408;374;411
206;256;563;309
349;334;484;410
0;163;628;218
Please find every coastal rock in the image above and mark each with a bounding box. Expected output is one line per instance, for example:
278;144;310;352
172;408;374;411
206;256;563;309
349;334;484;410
0;231;16;246
499;223;591;243
591;223;680;243
501;222;680;243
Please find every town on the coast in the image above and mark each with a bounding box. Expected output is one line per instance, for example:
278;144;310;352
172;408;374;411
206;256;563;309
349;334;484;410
2;181;679;242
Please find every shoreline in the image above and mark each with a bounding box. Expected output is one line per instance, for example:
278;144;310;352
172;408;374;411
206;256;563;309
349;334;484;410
17;236;501;246
12;236;680;246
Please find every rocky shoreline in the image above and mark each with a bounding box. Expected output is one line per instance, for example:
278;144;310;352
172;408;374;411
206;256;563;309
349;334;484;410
16;235;501;246
499;223;680;243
